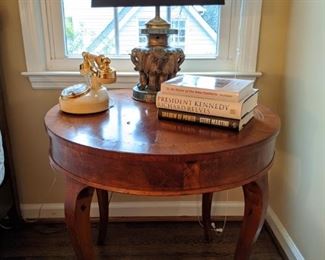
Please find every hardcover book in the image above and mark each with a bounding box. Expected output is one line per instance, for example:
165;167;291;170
158;108;255;131
156;89;258;119
160;75;254;102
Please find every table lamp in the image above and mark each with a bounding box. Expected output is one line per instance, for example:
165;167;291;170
92;0;225;102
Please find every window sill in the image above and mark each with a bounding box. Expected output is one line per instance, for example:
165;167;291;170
21;71;262;89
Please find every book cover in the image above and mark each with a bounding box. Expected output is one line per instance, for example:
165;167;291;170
158;108;255;131
156;89;258;119
160;75;254;102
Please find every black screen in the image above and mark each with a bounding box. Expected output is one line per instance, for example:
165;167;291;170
92;0;224;7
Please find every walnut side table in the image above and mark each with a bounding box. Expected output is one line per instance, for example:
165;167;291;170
44;89;280;260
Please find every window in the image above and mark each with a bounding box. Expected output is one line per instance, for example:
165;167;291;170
62;2;218;57
19;0;262;89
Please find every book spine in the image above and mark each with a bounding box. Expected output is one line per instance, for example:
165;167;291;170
158;109;241;130
156;92;242;119
160;84;240;102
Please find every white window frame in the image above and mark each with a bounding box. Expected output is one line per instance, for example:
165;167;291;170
19;0;262;89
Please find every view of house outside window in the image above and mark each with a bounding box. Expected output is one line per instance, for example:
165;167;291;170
62;0;220;58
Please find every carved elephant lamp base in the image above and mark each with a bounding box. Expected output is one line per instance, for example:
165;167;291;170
131;6;185;103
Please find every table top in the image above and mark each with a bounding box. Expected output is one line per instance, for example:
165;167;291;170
45;89;280;160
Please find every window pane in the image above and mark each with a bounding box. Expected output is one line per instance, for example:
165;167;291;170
62;0;220;57
119;6;156;53
62;0;116;57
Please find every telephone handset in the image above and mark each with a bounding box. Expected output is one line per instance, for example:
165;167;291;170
59;52;116;114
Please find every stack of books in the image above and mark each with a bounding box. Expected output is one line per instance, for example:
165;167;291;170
156;75;258;131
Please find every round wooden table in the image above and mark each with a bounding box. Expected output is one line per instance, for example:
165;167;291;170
45;89;280;260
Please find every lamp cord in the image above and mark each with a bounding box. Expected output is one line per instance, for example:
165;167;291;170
234;0;244;80
23;169;58;223
197;190;229;239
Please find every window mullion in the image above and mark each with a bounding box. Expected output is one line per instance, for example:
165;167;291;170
114;7;120;55
167;6;171;23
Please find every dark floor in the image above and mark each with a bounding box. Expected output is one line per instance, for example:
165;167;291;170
0;221;284;259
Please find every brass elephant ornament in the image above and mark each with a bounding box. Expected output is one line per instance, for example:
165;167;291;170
131;47;185;92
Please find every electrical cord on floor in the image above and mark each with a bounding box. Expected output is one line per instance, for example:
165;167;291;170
0;168;60;233
0;218;14;230
23;163;114;235
108;191;114;204
24;164;58;224
23;168;66;235
197;191;229;240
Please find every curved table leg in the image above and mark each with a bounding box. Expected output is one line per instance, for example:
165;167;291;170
96;189;109;245
235;174;268;260
202;192;214;242
64;176;95;260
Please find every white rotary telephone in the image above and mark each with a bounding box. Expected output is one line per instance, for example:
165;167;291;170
59;52;116;114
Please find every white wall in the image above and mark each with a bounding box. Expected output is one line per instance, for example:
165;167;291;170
269;1;325;259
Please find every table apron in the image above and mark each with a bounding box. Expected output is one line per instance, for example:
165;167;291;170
49;137;276;196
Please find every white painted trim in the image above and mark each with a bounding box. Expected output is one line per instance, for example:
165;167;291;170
21;200;244;219
18;0;46;71
21;71;262;89
236;0;263;72
21;72;139;89
266;207;305;260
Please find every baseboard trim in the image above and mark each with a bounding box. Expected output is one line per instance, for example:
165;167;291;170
20;201;303;260
266;208;304;260
20;200;244;219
